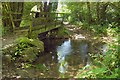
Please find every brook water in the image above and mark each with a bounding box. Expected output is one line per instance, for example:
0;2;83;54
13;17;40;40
33;38;107;78
2;38;107;78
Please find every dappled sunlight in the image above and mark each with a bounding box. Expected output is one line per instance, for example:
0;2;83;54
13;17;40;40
66;25;86;39
2;1;119;79
74;34;85;39
3;44;14;49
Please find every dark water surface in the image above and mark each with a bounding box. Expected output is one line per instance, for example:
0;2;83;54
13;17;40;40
2;38;108;78
34;39;94;78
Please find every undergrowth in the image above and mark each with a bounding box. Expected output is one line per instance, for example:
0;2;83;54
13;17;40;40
75;24;119;78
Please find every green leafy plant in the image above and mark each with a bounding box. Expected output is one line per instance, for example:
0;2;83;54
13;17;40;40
76;43;119;78
12;37;44;62
35;64;47;71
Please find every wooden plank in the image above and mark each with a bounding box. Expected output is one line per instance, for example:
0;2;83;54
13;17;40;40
30;12;65;33
32;25;46;31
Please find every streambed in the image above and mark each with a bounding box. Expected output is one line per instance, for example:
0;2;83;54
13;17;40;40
2;38;107;78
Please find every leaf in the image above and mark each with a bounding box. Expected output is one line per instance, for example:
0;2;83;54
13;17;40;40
91;67;107;74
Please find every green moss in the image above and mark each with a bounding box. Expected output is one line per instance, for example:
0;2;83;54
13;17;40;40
3;37;44;62
21;47;37;62
28;30;42;39
56;27;71;38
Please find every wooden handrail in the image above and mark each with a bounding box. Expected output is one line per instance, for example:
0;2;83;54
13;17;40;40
3;12;68;33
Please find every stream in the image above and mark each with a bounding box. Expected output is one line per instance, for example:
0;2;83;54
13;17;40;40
2;38;108;78
33;38;107;78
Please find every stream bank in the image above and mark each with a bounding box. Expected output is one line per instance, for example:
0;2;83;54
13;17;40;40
2;24;111;78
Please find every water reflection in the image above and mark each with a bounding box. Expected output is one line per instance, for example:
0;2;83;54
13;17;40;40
94;42;108;55
101;44;108;55
57;39;72;73
79;41;90;66
35;39;107;77
57;39;91;73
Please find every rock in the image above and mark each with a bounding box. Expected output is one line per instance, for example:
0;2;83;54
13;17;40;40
3;37;44;62
21;47;37;62
30;39;44;52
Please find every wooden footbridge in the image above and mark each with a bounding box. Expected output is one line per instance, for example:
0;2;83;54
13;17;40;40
28;12;66;39
5;11;69;40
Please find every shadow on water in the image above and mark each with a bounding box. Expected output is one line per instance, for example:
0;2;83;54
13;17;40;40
34;38;100;77
2;38;108;78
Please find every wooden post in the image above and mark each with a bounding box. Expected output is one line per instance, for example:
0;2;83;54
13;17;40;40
55;13;58;27
62;13;64;24
6;3;15;31
29;18;32;33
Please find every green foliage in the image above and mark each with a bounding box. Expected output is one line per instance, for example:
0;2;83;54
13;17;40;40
107;27;118;36
1;26;12;35
90;25;107;36
23;2;36;15
35;64;47;71
21;63;33;69
75;26;119;78
20;20;31;27
3;37;44;62
16;37;44;49
14;43;29;56
76;40;119;78
76;22;108;35
66;2;87;23
20;2;36;27
57;27;71;38
65;2;119;26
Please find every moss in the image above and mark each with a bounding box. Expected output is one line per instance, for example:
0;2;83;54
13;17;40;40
56;27;70;38
28;30;41;39
16;37;31;44
21;47;37;62
3;37;44;62
16;37;44;51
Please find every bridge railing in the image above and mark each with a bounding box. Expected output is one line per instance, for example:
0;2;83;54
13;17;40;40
2;11;69;36
29;12;66;32
30;12;65;26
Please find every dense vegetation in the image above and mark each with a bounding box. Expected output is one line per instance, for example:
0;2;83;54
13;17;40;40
65;2;120;78
1;1;120;79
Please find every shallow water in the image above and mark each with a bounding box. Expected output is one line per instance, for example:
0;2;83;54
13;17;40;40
34;39;93;78
2;38;108;78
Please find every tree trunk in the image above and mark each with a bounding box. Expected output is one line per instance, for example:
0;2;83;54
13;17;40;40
2;2;14;31
99;3;108;25
43;2;48;17
96;2;100;24
87;2;92;25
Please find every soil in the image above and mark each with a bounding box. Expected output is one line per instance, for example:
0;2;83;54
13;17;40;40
2;29;28;48
65;24;114;44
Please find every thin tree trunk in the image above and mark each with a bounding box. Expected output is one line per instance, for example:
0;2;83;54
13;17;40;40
44;2;47;17
2;2;15;31
96;2;100;24
99;3;108;25
2;2;24;30
87;2;92;25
